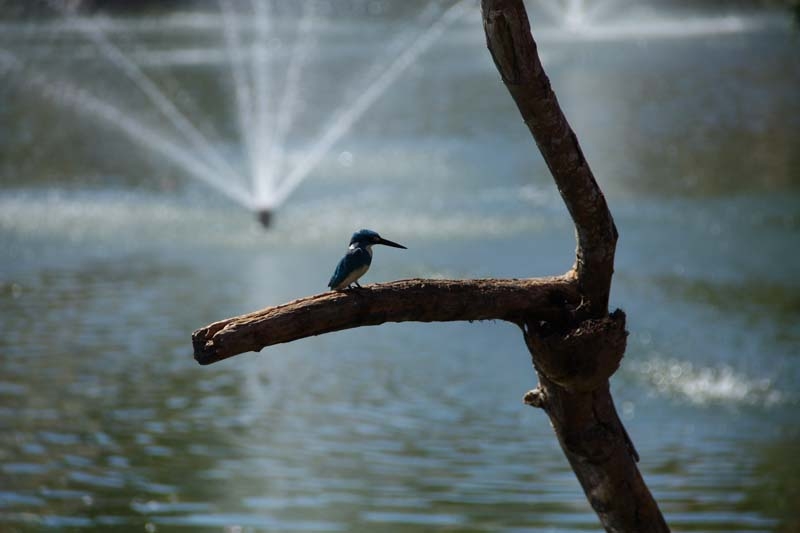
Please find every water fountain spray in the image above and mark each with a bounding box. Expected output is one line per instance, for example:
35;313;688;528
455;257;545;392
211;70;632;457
7;0;772;230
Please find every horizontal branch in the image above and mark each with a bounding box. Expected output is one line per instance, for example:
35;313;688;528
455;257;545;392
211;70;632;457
193;275;578;365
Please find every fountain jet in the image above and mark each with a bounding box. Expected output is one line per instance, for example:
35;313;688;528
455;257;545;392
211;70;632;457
5;1;504;228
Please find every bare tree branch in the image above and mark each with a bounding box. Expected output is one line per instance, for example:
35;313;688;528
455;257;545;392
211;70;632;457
481;1;670;530
482;0;617;316
194;276;578;365
191;2;671;531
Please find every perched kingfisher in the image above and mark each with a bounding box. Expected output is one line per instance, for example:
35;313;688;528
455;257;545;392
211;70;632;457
328;229;406;290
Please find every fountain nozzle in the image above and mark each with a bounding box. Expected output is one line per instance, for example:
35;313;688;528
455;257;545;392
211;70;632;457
256;209;273;228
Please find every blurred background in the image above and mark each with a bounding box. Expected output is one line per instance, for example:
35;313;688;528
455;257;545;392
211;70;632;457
1;0;798;531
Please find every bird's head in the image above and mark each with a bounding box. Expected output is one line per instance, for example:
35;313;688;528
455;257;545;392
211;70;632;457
349;229;407;249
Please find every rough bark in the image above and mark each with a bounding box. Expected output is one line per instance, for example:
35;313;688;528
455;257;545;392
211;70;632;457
522;312;669;532
482;1;669;530
482;0;617;317
191;2;670;531
194;276;578;365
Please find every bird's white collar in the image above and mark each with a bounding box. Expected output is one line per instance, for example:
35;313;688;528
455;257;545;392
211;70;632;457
349;243;373;255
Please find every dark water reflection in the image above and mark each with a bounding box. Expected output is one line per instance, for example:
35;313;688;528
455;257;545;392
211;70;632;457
1;2;799;532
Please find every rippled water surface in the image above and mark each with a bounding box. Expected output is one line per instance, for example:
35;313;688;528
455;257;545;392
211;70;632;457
1;2;799;532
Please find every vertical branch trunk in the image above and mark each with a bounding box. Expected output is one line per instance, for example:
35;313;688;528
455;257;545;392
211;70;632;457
481;1;670;531
522;313;669;532
482;0;616;317
527;376;667;531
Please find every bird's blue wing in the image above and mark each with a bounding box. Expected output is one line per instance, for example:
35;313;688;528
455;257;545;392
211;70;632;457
327;255;350;288
328;247;371;289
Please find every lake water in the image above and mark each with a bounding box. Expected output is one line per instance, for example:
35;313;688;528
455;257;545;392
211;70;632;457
1;2;798;532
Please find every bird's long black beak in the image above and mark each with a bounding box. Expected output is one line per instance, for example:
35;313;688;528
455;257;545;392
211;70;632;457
377;237;406;249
